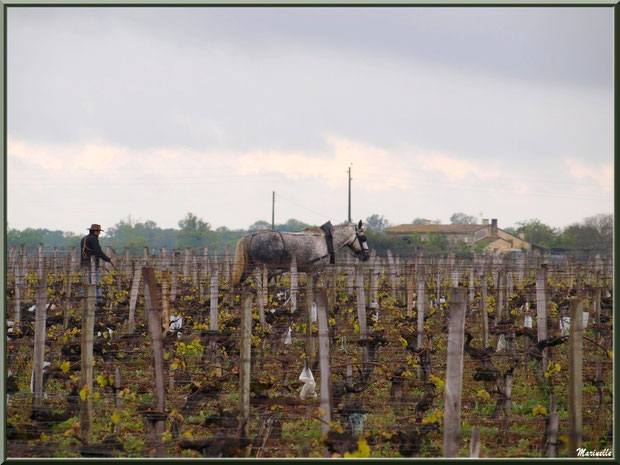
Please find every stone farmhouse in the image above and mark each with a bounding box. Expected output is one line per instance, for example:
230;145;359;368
386;218;539;253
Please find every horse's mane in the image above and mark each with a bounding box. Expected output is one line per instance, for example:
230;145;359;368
302;227;323;233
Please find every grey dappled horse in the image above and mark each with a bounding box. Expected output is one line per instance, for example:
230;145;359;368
232;220;369;285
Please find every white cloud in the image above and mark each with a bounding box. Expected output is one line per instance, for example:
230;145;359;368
8;137;130;173
232;135;413;191
566;158;613;192
412;150;503;180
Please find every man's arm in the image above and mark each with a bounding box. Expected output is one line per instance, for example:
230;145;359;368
88;236;112;263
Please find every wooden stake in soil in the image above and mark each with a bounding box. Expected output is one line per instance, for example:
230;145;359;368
547;394;559;457
37;243;44;280
316;289;333;435
183;248;190;282
469;428;480;458
481;271;489;348
13;256;22;332
32;276;48;410
370;255;379;305
306;273;316;367
143;266;167;457
128;261;142;333
256;266;266;329
224;244;232;284
161;271;170;333
416;262;425;350
210;269;219;331
355;263;368;341
262;265;269;306
171;252;179;303
290;255;298;313
114;367;122;435
535;266;549;371
495;269;505;325
443;287;467;458
468;263;475;306
568;298;584;457
406;262;415;318
239;292;253;439
80;283;96;444
502;371;513;441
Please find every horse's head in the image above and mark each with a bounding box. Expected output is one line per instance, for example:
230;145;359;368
348;220;370;261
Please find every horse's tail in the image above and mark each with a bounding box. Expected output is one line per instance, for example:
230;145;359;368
232;235;250;285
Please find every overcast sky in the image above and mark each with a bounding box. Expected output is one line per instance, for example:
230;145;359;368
7;6;613;235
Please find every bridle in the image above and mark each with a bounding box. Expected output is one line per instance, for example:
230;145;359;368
349;224;370;261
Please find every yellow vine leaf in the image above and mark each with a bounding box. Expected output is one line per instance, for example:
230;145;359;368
532;405;548;416
429;374;445;389
60;361;71;373
111;412;121;424
344;438;371;458
96;374;108;387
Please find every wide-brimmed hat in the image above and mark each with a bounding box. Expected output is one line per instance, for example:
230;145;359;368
88;224;104;231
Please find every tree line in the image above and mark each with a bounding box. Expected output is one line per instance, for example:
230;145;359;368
7;212;612;256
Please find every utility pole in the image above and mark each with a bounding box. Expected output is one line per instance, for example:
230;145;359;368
272;191;275;230
348;165;352;223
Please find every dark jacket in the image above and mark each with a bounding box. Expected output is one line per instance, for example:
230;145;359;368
80;232;111;267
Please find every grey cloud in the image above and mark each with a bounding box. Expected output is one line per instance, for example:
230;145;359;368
8;6;612;159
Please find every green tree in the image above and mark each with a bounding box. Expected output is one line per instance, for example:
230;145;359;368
450;212;477;224
177;212;212;249
515;219;560;249
178;212;211;233
279;218;313;231
560;214;612;251
425;232;449;254
412;217;440;225
366;214;391;231
248;220;271;232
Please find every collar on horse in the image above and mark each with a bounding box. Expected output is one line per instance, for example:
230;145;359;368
320;221;336;264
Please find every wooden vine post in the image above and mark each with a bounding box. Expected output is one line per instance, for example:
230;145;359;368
290;255;298;313
481;269;489;348
256;267;266;329
355;263;369;376
535;265;549;371
306;273;316;368
210;268;219;331
143;267;167;457
183;248;190;282
161;271;171;333
128;260;142;333
32;274;48;411
443;287;467;458
13;253;22;332
406;262;415;317
114;367;122;436
239;292;253;439
416;260;425;351
568;298;584;457
80;283;96;444
316;289;333;435
547;394;559;457
171;252;179;303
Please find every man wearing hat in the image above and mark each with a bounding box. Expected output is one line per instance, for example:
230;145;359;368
81;224;114;304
